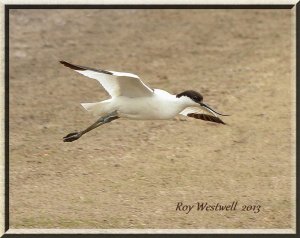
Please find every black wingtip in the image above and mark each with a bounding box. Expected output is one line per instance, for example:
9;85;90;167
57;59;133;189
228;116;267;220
59;60;114;75
59;60;85;71
187;113;226;125
215;117;226;125
59;60;68;66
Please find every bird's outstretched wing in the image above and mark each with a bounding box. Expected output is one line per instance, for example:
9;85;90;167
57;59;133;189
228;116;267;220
180;107;225;124
60;61;154;98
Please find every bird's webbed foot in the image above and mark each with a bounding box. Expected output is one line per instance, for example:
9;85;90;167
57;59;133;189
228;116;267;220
63;131;82;142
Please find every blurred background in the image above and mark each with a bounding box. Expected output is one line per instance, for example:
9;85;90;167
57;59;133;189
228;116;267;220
9;9;294;229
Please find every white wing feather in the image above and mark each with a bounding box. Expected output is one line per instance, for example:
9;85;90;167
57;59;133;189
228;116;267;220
61;61;153;98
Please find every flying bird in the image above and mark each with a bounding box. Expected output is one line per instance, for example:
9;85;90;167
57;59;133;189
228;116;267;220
60;61;229;142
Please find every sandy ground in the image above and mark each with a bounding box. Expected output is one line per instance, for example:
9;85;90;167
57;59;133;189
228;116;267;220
9;9;294;229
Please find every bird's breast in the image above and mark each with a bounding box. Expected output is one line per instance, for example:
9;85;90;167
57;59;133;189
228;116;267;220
115;95;185;120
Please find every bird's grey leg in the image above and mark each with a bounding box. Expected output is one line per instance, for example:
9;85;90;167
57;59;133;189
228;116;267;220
63;111;119;142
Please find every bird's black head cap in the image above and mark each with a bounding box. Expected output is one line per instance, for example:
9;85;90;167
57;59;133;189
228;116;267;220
176;90;203;103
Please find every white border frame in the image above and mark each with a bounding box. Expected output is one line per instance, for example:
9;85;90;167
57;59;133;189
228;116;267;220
2;1;297;236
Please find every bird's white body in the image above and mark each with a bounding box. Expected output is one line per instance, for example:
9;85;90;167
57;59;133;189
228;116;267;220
83;89;196;120
61;60;227;129
61;61;228;142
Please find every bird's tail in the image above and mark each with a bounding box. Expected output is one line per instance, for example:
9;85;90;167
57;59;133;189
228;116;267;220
81;100;112;116
81;102;100;111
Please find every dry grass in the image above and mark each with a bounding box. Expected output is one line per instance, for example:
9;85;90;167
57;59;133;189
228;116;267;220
9;9;294;229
